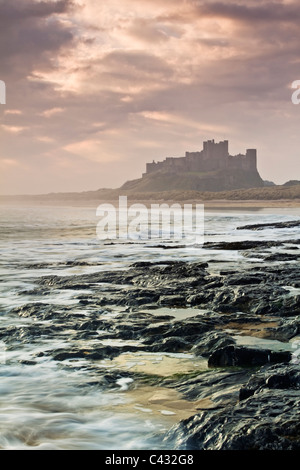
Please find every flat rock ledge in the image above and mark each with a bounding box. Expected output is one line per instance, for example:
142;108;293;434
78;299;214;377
163;363;300;450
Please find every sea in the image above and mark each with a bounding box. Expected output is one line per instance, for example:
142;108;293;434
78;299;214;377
0;202;299;450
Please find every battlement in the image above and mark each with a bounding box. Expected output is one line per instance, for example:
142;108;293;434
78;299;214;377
144;140;257;176
203;139;229;160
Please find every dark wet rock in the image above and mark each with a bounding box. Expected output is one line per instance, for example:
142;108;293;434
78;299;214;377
21;260;104;270
248;264;300;287
146;244;189;250
0;323;65;345
35;261;210;310
38;270;131;290
192;331;236;357
29;257;300;321
205;283;299;317
10;302;101;325
208;345;291;368
209;285;276;313
131;262;209;291
65;260;103;267
266;317;300;341
130;261;154;268
240;250;267;259
261;293;300;317
52;343;143;362
211;288;249;313
201;277;224;289
164;388;300;450
131;260;188;268
10;302;64;319
147;336;191;353
224;273;265;285
116;289;160;307
237;220;300;231
18;287;51;296
203;240;282;250
158;295;187;307
239;363;300;400
188;282;293;315
77;319;109;331
163;363;300;450
164;320;212;340
162;369;251;405
139;319;210;352
264;252;299;262
187;291;215;306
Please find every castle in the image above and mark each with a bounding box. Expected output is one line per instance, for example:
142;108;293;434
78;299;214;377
121;139;263;192
143;140;258;177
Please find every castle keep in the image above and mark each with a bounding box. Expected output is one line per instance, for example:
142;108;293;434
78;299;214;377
121;139;263;192
144;140;257;176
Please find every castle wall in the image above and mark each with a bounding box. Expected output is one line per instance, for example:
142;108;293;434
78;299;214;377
146;162;156;173
143;140;257;178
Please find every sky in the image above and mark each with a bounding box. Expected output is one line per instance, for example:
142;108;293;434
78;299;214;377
0;0;299;195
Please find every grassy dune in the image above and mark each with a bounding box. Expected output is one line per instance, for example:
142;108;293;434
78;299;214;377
1;184;300;207
120;184;300;201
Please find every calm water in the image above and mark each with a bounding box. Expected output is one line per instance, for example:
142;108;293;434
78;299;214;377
0;203;299;450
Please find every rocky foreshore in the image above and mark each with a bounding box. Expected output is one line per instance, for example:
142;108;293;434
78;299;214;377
1;220;300;450
163;362;300;450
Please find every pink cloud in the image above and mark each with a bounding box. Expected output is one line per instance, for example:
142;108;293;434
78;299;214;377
0;0;299;194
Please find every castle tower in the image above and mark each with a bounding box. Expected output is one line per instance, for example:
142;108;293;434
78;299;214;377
146;161;157;173
203;139;229;169
245;149;257;171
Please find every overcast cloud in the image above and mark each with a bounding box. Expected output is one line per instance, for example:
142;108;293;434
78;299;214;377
0;0;299;194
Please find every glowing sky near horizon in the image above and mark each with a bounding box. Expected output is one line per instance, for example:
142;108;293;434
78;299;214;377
0;0;299;194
